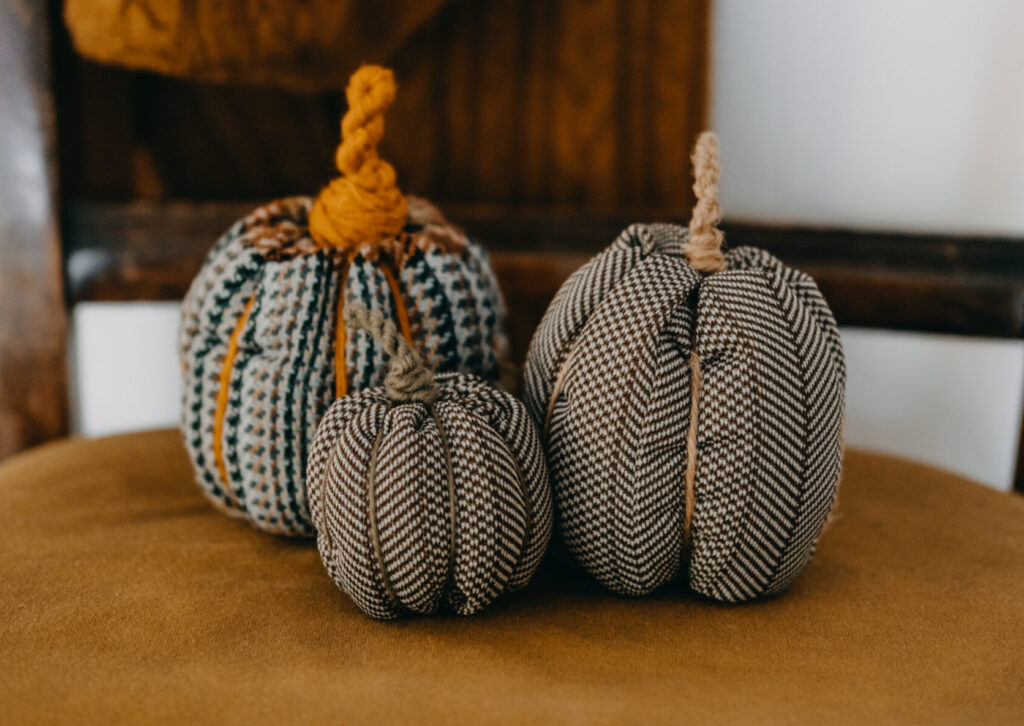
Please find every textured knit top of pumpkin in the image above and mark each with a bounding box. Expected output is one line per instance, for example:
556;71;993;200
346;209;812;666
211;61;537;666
179;65;510;537
522;131;846;602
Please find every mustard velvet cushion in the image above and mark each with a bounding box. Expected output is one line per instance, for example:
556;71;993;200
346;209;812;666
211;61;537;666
1;430;1022;724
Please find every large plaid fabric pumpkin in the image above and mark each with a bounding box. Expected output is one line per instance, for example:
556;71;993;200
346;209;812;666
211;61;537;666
178;66;509;536
307;306;552;619
522;134;845;602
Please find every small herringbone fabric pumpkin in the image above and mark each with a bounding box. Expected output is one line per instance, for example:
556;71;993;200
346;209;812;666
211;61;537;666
179;66;509;537
307;306;552;619
522;133;845;602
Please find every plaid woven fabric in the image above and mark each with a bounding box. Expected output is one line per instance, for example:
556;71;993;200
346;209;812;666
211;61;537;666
522;224;845;601
179;197;510;536
306;372;552;619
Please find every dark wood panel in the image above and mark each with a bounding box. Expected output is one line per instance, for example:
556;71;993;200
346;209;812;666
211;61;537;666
492;251;593;365
63;201;1024;341
0;0;69;458
134;78;341;199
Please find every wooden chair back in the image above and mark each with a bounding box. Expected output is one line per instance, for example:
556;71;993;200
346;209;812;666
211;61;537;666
1;1;1021;491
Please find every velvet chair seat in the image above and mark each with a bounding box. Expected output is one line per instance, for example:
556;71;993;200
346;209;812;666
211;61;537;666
1;430;1022;724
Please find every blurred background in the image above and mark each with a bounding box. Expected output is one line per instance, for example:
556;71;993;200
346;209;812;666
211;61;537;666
3;0;1022;490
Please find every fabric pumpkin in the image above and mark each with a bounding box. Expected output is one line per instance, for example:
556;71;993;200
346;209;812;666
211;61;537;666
522;133;845;602
307;305;552;619
179;66;509;536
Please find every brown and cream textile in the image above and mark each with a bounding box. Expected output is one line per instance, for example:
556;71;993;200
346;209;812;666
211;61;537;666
307;307;551;619
523;134;845;601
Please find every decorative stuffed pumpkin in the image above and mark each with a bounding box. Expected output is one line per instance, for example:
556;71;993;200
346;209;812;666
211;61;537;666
523;133;845;602
307;305;552;620
179;66;509;536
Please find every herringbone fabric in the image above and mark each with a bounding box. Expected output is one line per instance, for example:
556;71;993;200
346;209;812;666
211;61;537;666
179;197;509;536
522;224;845;601
307;372;552;619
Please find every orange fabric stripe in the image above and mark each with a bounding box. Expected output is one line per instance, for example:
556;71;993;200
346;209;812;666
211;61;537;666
334;259;411;400
214;296;255;499
381;262;414;345
335;258;352;399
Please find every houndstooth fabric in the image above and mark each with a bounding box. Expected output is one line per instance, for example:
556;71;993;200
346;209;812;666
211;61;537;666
522;224;845;601
307;372;552;619
179;197;510;536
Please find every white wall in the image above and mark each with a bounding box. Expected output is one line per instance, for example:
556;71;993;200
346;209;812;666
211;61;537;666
711;0;1024;234
707;0;1024;489
842;329;1022;490
68;0;1024;492
70;304;184;436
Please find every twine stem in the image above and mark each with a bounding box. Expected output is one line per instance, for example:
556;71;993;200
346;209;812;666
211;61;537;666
344;304;438;404
683;131;727;273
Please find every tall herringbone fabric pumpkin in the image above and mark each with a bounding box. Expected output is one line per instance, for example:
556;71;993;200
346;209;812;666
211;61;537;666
179;66;509;536
307;306;552;620
522;133;845;602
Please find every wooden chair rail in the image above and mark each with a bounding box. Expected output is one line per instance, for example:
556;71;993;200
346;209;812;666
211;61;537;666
64;200;1024;339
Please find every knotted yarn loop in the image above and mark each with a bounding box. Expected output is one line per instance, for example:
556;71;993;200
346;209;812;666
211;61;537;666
683;131;727;273
344;304;439;405
310;65;408;250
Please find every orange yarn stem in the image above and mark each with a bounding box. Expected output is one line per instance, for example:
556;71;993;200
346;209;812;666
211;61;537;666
214;296;255;501
310;65;408;250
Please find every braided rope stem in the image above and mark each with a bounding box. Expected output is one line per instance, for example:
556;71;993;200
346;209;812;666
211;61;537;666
344;304;439;404
683;131;727;273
